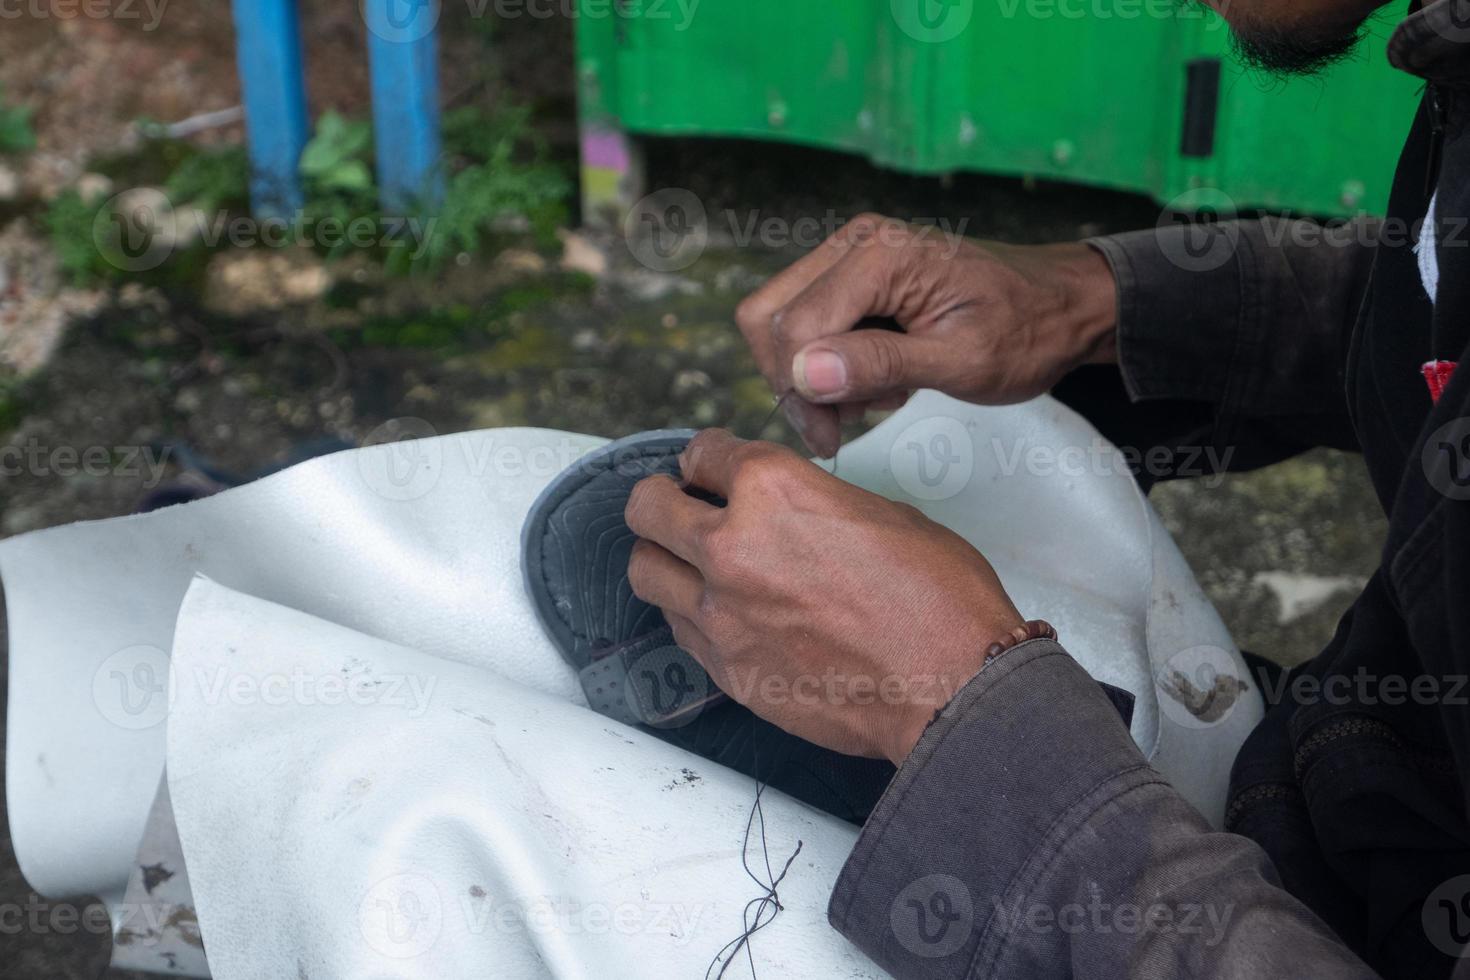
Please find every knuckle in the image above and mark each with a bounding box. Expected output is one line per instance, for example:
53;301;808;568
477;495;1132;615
624;480;652;525
669;618;700;652
732;445;798;496
845;212;886;240
702;524;752;581
682;429;729;471
867;332;907;385
734;295;767;335
688;515;719;557
627;474;678;527
768;309;789;345
626;541;655;591
848;212;906;249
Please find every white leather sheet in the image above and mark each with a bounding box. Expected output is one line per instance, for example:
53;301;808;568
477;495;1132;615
0;391;1263;977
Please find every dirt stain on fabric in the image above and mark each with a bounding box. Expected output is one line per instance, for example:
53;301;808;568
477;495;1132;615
1159;669;1249;723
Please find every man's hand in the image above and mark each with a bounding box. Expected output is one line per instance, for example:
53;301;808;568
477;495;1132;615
735;213;1118;456
625;428;1025;765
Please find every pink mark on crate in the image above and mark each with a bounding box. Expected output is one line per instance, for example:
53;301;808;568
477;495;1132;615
582;130;631;173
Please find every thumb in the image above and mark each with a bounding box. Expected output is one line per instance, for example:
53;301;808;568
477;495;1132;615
791;330;944;403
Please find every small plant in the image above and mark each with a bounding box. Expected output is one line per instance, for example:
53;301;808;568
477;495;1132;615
0;86;35;154
299;111;375;198
297;104;569;275
45;189;112;285
42;101;571;287
399;105;569;271
165;145;250;212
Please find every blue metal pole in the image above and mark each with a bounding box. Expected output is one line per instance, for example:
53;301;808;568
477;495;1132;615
364;0;445;214
230;0;309;217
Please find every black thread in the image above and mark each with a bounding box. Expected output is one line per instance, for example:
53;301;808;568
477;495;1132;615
698;391;838;978
748;390;841;475
704;776;804;980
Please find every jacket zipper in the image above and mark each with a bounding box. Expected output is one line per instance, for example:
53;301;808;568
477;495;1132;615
1426;83;1447;195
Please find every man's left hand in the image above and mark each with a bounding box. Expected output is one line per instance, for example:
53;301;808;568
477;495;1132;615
625;428;1026;765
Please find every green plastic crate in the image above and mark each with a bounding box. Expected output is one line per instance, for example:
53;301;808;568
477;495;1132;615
577;1;1422;221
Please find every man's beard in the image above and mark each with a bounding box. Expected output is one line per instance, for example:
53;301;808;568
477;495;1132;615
1228;18;1367;74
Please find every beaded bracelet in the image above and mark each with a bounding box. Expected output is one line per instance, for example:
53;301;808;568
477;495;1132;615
982;619;1058;668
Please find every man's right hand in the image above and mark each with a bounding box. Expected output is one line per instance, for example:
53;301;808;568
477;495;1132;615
734;213;1120;457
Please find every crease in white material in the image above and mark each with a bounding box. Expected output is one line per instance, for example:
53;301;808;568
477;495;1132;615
1;392;1263;977
167;577;877;979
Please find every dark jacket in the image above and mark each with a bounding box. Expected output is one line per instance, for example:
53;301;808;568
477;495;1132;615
827;2;1470;976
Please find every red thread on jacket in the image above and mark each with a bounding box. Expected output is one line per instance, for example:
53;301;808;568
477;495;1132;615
1422;360;1458;404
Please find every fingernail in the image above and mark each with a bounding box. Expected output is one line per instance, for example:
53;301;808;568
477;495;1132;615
794;349;847;399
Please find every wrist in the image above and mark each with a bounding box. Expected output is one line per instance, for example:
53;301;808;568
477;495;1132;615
879;619;1058;766
1042;241;1118;369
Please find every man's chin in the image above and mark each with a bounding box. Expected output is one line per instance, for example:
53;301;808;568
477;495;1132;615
1227;16;1368;75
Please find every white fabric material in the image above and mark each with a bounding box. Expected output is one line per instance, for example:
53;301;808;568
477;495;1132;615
1418;190;1440;304
1;391;1263;977
168;578;877;979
